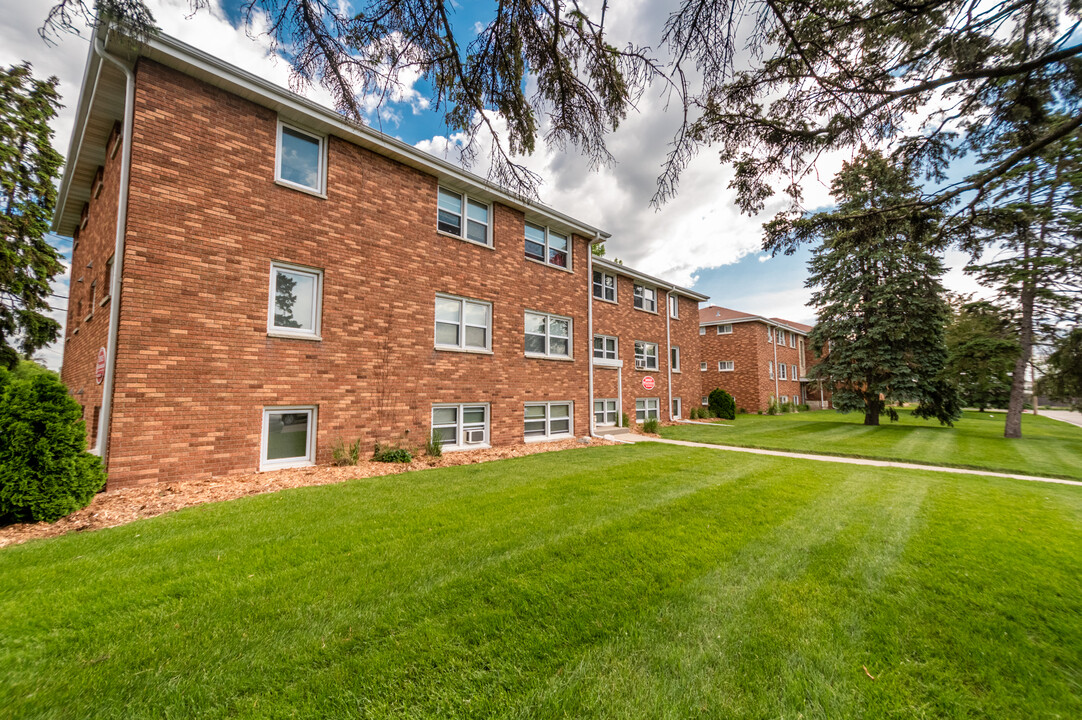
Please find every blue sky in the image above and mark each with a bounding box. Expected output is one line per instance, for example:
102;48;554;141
2;0;987;369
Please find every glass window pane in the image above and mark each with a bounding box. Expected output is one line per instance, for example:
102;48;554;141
466;200;488;222
464;325;487;348
434;426;457;445
436;298;461;323
433;407;458;425
549;318;569;337
550;419;570;434
525;223;546;244
594;401;604;413
525;334;546;354
463;407;486;424
525;240;545;260
525;313;546;335
550;338;568;356
438;188;463;214
593;336;603;352
550;404;569;419
438;210;462;235
273;269;315;330
525;405;547;420
266;411;309;460
464;302;488;327
549;249;568;267
436;322;459;346
549;232;568;251
524;421;546;436
279;127;321;189
466;220;487;243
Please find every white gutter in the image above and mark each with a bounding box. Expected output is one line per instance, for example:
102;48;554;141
91;34;134;461
772;325;780;402
665;290;673;420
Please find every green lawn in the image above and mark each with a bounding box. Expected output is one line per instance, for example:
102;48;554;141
661;409;1082;480
2;444;1081;719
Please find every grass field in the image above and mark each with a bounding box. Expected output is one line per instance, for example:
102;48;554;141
661;409;1082;480
2;444;1081;718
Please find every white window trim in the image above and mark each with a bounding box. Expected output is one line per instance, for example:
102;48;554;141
593;333;620;365
594;398;618;426
634;340;659;371
524;401;575;441
434;293;493;353
437;186;493;247
668;294;679;319
769;361;774;379
592;270;618;303
635;397;659;423
275;120;327;197
779;363;787;380
633;284;658;313
701;396;708;406
671;346;681;372
700;361;707;371
719;361;734;372
716;324;732;334
672;397;682;419
525;222;572;271
790;334;797;348
260;406;317;471
431;403;490;452
792;364;799;380
267;261;323;340
525;310;574;360
699;326;706;335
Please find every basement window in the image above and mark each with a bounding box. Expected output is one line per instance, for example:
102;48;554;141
635;398;659;423
261;406;317;470
276;121;326;195
432;404;489;451
268;261;323;340
524;402;573;441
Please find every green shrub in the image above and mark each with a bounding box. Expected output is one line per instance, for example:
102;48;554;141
708;388;737;420
738;407;748;414
621;412;630;428
331;437;361;466
797;403;810;412
0;367;105;524
642;417;660;434
767;400;779;415
372;442;413;463
425;432;443;458
688;407;698;420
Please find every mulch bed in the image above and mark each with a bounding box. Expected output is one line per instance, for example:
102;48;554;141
0;437;614;549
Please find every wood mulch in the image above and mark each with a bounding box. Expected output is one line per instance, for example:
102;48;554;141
0;437;613;549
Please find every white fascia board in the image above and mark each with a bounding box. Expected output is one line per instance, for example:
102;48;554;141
593;257;709;302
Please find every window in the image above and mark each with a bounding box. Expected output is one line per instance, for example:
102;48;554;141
790;332;796;348
102;255;114;305
431;404;489;450
525;402;573;440
767;327;774;343
268;261;323;339
437;187;490;245
700;362;707;371
633;284;657;312
635;398;659;423
719;361;734;371
435;294;491;352
769;361;774;379
634;341;658;370
798;339;806;373
593;270;617;302
716;324;732;334
276;122;325;194
671;346;681;371
594;399;618;426
699;326;706;335
87;280;96;318
779;363;787;380
525;222;569;268
672;397;682;419
791;364;799;379
701;396;708;406
781;396;789;404
593;334;618;362
261;406;317;470
525;311;572;358
668;294;679;318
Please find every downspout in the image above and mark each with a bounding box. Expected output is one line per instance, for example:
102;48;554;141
92;34;135;461
665;290;673;419
771;324;780;403
588;234;597;437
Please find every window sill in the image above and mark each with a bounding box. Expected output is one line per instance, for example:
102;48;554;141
435;346;494;355
525;353;575;362
672;369;681;374
592;295;619;306
84;313;94;323
72;328;80;336
267;331;323;342
525;434;574;444
525;256;574;274
436;229;495;250
632;366;659;373
99;296;111;307
594;358;622;368
443;443;491;453
260;458;315;472
274;178;327;199
720;369;735;372
633;306;658;315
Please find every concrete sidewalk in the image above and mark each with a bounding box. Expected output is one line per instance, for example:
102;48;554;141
620;434;1082;488
1042;409;1082;429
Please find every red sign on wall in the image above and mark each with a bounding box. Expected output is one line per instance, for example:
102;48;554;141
95;347;107;385
641;376;655;390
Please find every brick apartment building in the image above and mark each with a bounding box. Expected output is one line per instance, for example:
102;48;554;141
698;305;830;412
54;26;706;488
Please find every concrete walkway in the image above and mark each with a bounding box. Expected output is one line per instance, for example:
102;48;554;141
1042;409;1082;429
609;433;1082;488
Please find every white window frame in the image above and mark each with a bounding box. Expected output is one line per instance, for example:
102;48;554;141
699;326;706;335
790;332;796;348
634;340;658;371
525;222;571;270
592;270;617;302
635;398;659;423
781;396;789;405
700;361;707;371
799;338;806;374
260;405;317;471
594;398;618;426
792;364;798;379
701;396;708;406
672;397;682;419
716;324;732;334
275;120;327;196
437;187;492;246
719;360;734;372
267;261;323;340
779;363;787;380
668;294;679;319
434;293;493;353
633;284;657;313
525;310;573;359
671;346;681;372
767;327;774;343
431;403;490;451
769;360;774;379
524;401;574;441
593;334;619;363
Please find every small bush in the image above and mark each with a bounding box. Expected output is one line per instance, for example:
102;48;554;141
331;437;361;466
372;442;413;463
757;410;763;415
621;412;630;428
688;407;698;420
767;400;779;415
738;407;747;414
708;388;736;420
642;417;660;434
425;432;443;458
798;403;810;412
0;366;106;524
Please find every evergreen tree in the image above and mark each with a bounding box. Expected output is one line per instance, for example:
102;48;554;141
1038;328;1082;410
0;64;64;370
273;273;302;328
943;299;1019;412
779;148;960;426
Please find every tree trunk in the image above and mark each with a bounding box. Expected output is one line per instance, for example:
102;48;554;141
864;396;881;425
1005;273;1035;439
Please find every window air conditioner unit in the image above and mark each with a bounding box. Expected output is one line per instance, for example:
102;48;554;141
635;360;647;370
465;429;485;444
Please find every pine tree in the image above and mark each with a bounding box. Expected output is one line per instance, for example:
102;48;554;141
943;299;1019;412
0;64;64;370
1038;328;1082;410
778;148;960;426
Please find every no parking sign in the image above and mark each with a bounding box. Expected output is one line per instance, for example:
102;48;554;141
642;376;655;390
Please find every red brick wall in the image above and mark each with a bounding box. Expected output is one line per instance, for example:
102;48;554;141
85;59;596;487
60;125;123;447
669;294;701;418
699;321;811;412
